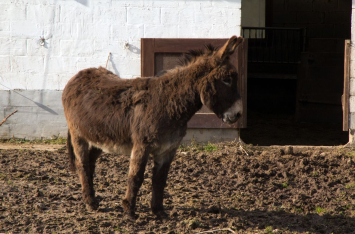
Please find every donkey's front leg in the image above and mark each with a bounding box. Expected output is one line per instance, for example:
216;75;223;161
122;145;149;219
151;149;176;217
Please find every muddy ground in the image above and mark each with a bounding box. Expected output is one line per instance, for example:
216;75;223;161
1;142;355;234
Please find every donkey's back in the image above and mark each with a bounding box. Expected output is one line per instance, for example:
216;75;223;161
62;67;149;154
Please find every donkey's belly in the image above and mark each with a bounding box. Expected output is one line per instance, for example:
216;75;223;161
89;141;132;155
152;128;186;163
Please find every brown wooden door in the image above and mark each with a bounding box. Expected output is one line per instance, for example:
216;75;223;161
141;38;248;129
296;39;346;124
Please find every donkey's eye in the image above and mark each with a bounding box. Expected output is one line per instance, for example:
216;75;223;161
222;77;232;86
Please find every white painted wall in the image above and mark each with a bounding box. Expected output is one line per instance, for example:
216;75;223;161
0;0;241;90
0;0;242;139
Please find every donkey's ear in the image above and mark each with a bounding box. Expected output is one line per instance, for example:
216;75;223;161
216;36;243;61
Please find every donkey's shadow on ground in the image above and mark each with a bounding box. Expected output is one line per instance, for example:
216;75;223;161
170;207;355;234
96;201;355;233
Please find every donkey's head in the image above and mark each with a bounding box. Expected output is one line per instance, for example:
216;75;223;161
199;36;244;124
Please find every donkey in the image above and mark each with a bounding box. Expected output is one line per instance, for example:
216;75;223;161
62;35;243;219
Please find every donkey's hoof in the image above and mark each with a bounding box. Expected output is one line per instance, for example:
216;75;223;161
86;201;99;211
122;199;134;213
153;209;168;219
123;212;137;221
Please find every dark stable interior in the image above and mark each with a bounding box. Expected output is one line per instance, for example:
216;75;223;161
240;0;351;146
240;77;348;146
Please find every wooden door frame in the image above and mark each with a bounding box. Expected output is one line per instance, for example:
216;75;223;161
343;39;350;131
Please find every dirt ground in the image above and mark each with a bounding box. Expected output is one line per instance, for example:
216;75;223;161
1;142;355;234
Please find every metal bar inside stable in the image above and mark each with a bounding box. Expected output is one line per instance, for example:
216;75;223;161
241;27;305;64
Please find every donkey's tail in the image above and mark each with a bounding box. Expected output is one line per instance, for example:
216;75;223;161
67;131;76;172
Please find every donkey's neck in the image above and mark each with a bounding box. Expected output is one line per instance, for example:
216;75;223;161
155;62;211;124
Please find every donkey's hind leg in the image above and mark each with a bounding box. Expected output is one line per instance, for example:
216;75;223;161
71;133;102;211
151;149;176;217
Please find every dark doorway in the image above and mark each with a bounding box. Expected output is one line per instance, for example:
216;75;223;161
240;0;350;146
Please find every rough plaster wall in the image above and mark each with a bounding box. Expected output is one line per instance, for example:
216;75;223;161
0;0;242;140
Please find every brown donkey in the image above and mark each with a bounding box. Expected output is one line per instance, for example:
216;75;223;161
62;36;244;218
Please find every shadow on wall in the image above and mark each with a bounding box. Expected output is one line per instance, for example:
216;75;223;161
34;100;58;115
75;0;89;6
108;43;140;77
109;54;121;77
14;90;58;115
125;43;141;55
0;84;58;115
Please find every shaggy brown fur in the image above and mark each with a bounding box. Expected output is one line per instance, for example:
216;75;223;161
62;36;244;219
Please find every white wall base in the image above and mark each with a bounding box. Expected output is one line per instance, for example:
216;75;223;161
347;129;355;147
183;129;239;144
0;90;67;140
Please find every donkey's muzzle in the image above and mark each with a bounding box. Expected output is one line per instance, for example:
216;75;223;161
223;112;242;124
222;99;243;124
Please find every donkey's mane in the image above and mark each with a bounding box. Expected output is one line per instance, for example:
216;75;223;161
178;44;218;66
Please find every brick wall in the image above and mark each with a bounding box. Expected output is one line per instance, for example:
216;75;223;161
0;0;242;91
0;0;242;140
